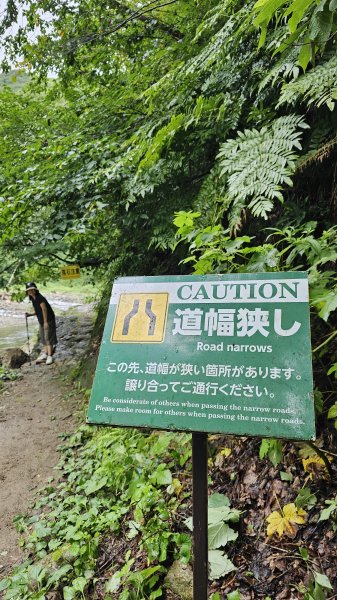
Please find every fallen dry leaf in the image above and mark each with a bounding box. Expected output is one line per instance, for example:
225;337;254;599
302;455;332;479
266;503;307;538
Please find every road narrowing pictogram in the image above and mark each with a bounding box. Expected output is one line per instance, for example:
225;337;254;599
111;293;169;343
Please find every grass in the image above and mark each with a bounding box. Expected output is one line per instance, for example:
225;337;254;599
39;279;99;299
1;276;100;304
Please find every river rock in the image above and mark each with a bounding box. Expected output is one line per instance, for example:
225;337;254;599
0;347;30;368
164;560;193;600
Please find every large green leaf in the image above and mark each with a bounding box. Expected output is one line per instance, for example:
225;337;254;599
85;476;108;495
318;292;337;321
208;506;241;525
208;493;230;509
208;522;238;550
208;550;237;580
314;572;333;590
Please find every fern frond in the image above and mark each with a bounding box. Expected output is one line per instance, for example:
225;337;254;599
258;46;300;92
193;4;228;41
298;135;337;170
278;54;337;110
184;2;251;78
228;198;246;236
185;92;240;131
137;113;185;171
184;25;231;76
217;114;308;226
193;166;231;226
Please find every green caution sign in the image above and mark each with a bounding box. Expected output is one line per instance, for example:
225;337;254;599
87;273;315;440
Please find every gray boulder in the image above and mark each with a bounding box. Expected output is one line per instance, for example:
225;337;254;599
0;347;29;368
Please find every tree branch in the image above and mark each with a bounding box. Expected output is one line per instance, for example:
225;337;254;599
66;0;181;53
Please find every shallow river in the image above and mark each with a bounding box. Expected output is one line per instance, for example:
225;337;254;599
0;322;31;350
0;296;87;350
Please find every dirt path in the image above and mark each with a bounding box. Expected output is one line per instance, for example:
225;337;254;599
0;312;93;577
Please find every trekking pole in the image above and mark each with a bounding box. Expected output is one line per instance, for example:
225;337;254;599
25;314;32;366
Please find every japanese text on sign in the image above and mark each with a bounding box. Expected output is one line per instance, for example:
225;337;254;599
60;265;81;279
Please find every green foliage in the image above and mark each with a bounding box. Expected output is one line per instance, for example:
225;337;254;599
327;363;337;379
0;0;337;596
295;487;318;510
259;438;283;466
318;495;337;530
174;214;337;306
0;69;30;90
1;427;192;599
227;592;241;600
208;550;237;580
185;493;239;580
327;381;337;428
253;0;337;70
173;210;280;274
104;555;165;598
217;115;309;227
0;0;336;292
278;53;337;109
0;366;22;381
298;571;333;600
314;389;324;415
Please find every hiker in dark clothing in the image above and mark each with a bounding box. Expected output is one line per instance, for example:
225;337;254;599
25;282;57;365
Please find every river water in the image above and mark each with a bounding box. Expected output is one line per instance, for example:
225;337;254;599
0;294;89;350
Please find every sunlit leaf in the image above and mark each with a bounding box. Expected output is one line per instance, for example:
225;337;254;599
266;503;307;537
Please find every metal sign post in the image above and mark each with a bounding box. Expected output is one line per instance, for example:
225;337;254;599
192;432;208;599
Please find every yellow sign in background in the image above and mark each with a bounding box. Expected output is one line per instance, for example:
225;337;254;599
60;265;81;279
112;293;169;342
